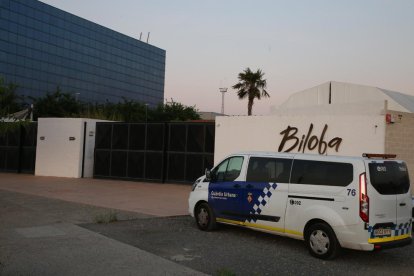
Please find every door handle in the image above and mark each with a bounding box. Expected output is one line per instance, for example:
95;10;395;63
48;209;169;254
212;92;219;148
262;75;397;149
399;203;406;206
233;184;241;188
246;184;253;189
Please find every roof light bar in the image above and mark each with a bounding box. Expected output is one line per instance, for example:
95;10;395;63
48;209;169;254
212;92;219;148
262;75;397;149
362;153;397;159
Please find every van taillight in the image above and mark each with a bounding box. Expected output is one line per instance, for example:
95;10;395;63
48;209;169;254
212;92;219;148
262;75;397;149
359;173;369;223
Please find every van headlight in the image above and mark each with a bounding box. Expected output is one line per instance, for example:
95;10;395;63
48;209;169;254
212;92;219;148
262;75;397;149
192;178;201;191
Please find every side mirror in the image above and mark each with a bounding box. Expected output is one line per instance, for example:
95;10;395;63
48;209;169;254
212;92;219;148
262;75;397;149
205;168;211;181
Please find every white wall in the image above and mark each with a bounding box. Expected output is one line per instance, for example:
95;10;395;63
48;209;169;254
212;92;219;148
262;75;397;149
35;118;108;178
214;114;386;164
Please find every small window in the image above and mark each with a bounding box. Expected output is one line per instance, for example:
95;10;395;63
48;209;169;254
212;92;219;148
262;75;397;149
246;157;292;183
369;162;410;195
291;160;353;186
213;156;244;182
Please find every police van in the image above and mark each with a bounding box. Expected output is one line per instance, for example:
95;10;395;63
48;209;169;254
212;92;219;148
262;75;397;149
188;152;412;259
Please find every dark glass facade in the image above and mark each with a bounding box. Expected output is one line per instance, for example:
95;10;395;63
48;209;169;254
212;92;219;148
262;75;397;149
0;0;165;105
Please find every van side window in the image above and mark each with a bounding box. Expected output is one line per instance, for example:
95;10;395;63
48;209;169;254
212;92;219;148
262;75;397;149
246;157;292;183
213;156;244;182
291;160;353;186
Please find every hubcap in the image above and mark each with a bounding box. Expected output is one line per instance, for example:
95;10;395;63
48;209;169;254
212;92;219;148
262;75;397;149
309;229;330;255
197;208;209;227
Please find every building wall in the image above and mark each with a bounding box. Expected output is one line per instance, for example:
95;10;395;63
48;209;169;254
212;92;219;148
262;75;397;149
385;111;414;188
215;114;385;164
0;0;165;105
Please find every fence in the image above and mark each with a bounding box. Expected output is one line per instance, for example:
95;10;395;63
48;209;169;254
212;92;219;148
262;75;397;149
0;123;37;174
94;122;215;183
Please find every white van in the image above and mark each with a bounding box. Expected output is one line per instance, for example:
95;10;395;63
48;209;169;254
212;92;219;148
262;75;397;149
188;152;412;259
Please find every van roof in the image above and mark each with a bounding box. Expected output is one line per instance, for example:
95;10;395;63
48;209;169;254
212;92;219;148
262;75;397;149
229;151;402;162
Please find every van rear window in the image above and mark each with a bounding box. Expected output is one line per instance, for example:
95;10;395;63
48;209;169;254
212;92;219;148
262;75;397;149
368;162;410;195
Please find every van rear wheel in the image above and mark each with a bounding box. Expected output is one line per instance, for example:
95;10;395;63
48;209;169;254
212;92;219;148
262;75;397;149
195;202;217;231
305;223;340;259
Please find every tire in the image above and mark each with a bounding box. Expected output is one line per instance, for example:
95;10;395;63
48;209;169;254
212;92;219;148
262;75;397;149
195;202;217;231
305;222;341;260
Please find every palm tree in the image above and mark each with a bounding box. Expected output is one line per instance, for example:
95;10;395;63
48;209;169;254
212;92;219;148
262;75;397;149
232;67;269;116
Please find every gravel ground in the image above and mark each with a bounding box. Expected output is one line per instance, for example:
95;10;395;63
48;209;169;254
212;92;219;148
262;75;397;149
82;216;414;276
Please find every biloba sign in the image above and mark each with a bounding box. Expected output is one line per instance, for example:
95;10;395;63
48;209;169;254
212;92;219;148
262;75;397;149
278;124;342;155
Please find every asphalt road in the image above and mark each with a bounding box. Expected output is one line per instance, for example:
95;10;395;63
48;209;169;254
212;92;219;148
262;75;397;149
82;216;414;276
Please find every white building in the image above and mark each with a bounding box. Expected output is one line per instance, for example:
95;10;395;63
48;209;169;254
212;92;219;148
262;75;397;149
215;81;414;185
277;81;414;114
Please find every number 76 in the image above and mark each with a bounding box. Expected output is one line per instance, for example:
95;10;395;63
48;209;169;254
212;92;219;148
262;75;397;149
347;189;356;196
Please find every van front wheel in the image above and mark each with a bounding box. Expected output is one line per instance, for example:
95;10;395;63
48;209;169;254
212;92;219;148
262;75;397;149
195;202;217;231
305;223;340;259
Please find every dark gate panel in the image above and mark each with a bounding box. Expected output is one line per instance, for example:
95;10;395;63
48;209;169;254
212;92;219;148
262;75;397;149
165;123;214;183
94;123;166;182
0;123;37;174
20;123;37;173
93;122;214;183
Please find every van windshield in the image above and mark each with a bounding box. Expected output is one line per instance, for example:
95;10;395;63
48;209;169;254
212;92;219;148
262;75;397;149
368;162;410;195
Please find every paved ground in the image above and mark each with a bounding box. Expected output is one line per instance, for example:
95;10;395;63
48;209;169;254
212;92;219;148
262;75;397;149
0;173;192;216
0;173;205;276
82;216;414;276
2;173;414;276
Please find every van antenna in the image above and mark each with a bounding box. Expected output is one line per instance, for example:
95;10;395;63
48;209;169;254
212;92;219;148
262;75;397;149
147;32;150;43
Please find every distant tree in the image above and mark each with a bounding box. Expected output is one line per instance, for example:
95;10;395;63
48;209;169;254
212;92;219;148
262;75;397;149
232;67;269;116
1;77;200;122
80;99;199;122
0;77;22;117
116;99;148;122
0;77;28;134
31;87;81;119
152;99;200;122
81;102;123;121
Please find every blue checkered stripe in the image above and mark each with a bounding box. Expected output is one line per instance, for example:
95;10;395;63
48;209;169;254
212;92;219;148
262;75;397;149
368;220;412;239
394;221;412;236
247;183;278;223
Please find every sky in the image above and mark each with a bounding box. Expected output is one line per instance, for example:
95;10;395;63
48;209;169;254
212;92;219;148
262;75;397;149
40;0;414;116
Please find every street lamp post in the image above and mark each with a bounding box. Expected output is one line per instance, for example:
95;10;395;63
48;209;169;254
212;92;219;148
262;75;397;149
219;87;227;114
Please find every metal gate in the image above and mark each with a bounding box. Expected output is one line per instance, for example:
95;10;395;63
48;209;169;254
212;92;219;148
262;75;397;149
0;123;37;174
93;122;215;183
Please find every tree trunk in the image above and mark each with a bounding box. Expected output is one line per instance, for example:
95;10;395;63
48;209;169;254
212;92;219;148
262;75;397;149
247;98;254;116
